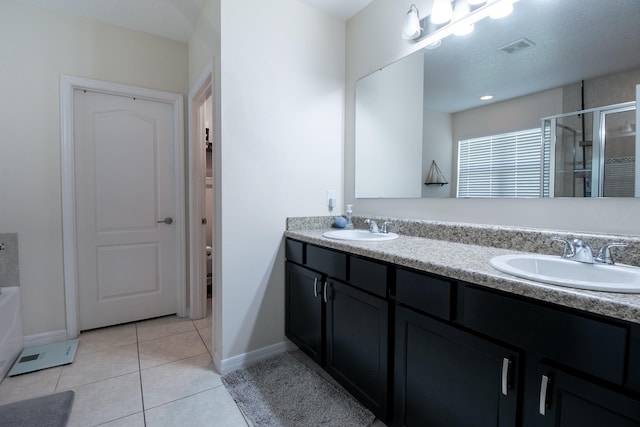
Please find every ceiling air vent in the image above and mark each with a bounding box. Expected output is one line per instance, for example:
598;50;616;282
499;38;535;55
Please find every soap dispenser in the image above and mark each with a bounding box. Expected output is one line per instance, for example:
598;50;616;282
345;204;354;229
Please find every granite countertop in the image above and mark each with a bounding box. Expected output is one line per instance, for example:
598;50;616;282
284;228;640;325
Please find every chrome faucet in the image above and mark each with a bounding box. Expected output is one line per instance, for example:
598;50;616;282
364;219;392;233
569;238;594;263
552;237;627;264
364;219;379;233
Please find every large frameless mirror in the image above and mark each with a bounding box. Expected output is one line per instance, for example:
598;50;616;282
354;0;640;198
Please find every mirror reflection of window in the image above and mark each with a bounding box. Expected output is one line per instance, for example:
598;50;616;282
457;128;543;198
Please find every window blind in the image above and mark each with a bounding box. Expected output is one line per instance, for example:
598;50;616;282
457;128;544;198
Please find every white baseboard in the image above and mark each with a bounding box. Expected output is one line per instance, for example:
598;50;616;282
23;329;69;348
220;341;297;375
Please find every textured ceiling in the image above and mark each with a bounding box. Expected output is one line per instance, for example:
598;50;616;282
417;0;640;112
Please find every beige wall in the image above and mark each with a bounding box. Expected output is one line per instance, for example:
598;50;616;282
188;0;345;363
346;0;640;235
0;1;188;337
218;0;345;360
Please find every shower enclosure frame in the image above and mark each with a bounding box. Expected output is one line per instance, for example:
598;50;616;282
542;100;636;197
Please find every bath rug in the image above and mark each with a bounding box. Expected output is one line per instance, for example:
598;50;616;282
8;339;79;376
0;390;74;427
222;352;375;427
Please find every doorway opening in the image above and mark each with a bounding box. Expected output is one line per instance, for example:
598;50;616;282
188;61;216;367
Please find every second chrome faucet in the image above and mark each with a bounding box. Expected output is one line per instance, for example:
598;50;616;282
552;237;627;264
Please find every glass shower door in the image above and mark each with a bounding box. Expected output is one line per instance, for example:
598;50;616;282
600;107;636;197
545;112;593;197
543;102;636;197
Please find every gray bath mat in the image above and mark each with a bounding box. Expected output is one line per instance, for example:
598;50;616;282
0;390;75;427
222;352;375;427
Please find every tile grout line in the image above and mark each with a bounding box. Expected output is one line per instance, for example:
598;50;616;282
135;322;148;427
136;324;200;344
52;361;65;393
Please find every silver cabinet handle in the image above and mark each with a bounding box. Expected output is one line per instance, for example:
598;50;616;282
313;278;318;298
323;282;328;303
501;358;511;396
158;217;173;225
539;375;550;415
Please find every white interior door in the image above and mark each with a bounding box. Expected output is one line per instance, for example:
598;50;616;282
74;89;179;330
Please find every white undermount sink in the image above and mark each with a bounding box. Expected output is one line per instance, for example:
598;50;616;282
323;229;399;242
490;254;640;293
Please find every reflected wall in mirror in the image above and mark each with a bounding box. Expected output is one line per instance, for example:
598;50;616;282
354;0;640;198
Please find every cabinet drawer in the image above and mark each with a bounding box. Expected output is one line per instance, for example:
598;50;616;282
349;256;387;298
396;268;453;320
463;286;628;384
285;239;304;264
306;244;346;280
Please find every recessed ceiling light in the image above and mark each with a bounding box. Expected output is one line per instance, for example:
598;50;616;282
480;95;494;101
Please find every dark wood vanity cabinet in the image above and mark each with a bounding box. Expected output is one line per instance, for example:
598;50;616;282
394;268;520;427
285;238;640;426
393;266;640;427
285;262;323;364
395;306;520;427
285;239;390;420
325;278;388;419
534;364;640;427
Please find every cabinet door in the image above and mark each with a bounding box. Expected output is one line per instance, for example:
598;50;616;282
394;306;520;427
326;279;389;420
536;365;640;427
285;262;323;364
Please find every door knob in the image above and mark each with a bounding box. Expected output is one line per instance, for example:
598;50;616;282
158;217;174;225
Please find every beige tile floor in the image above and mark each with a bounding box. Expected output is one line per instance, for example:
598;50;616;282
0;299;248;427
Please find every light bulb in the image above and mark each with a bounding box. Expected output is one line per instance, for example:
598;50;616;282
402;6;422;40
452;0;474;36
431;0;453;25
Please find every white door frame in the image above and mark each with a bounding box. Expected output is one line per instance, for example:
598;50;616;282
188;62;213;320
60;75;186;338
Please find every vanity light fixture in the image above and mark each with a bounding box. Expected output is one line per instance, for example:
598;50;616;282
403;0;518;48
402;4;422;40
480;95;494;101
